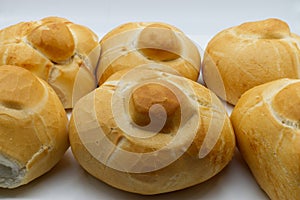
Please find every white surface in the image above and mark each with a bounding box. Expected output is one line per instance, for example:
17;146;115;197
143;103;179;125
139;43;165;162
1;0;299;199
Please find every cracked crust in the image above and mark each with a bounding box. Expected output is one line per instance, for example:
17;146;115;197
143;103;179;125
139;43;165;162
0;65;69;188
231;78;300;200
0;16;101;108
203;18;300;105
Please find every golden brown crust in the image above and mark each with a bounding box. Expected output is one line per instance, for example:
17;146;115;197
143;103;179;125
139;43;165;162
0;22;38;44
131;83;180;116
97;22;200;85
137;23;181;61
100;22;142;42
0;65;69;188
130;83;181;132
69;68;235;194
231;78;300;200
272;82;300;121
203;18;300;105
27;22;75;63
0;43;53;80
235;18;290;39
0;16;100;108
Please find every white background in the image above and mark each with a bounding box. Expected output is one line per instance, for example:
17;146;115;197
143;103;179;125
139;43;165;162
1;0;300;199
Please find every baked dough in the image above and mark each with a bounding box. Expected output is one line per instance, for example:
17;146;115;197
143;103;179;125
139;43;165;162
70;65;235;194
231;78;300;200
0;17;101;108
203;18;300;105
97;22;200;85
0;65;69;188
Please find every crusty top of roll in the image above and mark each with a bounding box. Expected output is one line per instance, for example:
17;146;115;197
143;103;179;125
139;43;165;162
231;78;300;200
0;16;101;108
97;22;200;85
131;83;180;116
235;18;290;39
0;66;45;110
137;23;182;61
202;18;300;105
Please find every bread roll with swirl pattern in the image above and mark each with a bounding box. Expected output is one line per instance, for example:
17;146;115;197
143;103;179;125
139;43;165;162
69;66;235;195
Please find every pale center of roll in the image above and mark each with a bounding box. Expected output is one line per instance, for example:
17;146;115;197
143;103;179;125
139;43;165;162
272;82;300;125
129;83;181;133
137;24;181;61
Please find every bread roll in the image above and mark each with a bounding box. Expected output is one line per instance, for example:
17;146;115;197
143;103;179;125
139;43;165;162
97;22;200;85
231;78;300;200
69;65;235;194
203;18;300;105
0;16;101;109
0;65;69;188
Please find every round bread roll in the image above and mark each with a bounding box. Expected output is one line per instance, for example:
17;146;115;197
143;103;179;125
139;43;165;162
231;78;300;200
202;18;300;105
0;65;69;188
0;16;101;109
69;65;235;195
97;22;201;85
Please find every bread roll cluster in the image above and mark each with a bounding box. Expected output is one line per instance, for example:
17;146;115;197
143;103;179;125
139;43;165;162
69;22;235;194
0;16;299;199
204;18;300;200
